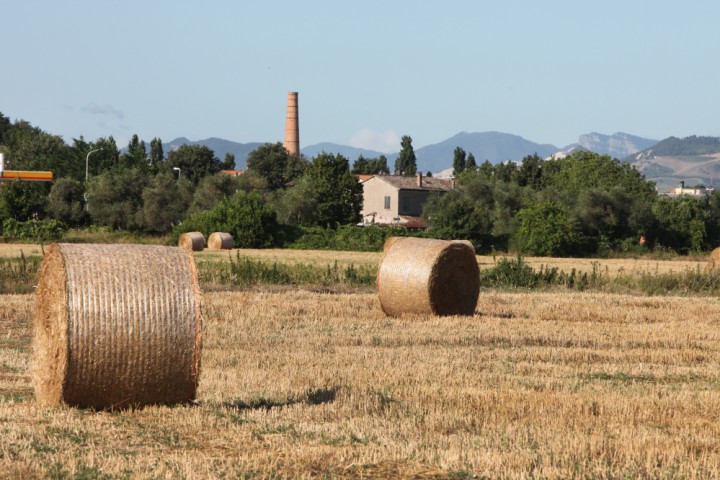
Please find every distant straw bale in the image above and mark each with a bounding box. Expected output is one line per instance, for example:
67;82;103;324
208;232;233;250
377;237;480;317
34;243;202;409
179;232;206;251
706;247;720;271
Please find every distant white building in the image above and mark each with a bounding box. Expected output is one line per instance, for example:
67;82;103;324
672;181;707;197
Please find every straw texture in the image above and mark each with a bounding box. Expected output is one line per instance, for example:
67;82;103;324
208;232;233;250
34;243;202;409
383;236;403;251
178;232;205;251
377;237;480;317
706;247;720;271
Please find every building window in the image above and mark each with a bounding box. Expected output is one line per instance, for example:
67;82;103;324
384;196;391;209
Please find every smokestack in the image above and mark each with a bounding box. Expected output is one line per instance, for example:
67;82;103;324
284;92;299;157
417;172;422;187
0;153;4;176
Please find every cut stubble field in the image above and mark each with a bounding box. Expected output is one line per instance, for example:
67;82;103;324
2;253;720;478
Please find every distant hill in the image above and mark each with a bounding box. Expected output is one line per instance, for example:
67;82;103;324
627;135;720;159
300;142;386;161
624;135;720;188
575;132;658;159
163;137;263;170
410;132;559;173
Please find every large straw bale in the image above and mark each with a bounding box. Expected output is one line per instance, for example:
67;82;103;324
208;232;233;250
377;237;480;317
452;239;475;252
178;232;205;251
34;243;202;409
706;247;720;271
383;236;404;251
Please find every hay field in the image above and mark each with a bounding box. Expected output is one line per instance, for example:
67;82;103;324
0;243;707;276
2;286;720;478
197;248;707;278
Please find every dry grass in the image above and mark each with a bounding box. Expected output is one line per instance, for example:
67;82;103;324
2;286;720;478
0;243;707;277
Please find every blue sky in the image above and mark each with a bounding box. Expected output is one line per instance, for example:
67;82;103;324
4;1;719;153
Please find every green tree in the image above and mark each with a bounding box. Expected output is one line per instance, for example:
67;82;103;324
86;169;148;230
3;120;76;179
453;147;466;175
223;153;236;170
174;190;278;248
395;135;417;176
120;134;147;171
518;154;542;189
423;188;493;249
516;200;583;256
149;137;164;173
351;155;369;174
652;195;709;253
86;136;120;177
47;178;88;226
246;142;306;190
166;144;224;185
271;175;318;226
187;172;244;216
0;180;49;222
465;152;477;171
352;155;390;175
138;173;193;233
304;152;363;227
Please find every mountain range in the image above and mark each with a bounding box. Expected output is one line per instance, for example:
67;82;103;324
163;131;657;172
161;132;720;188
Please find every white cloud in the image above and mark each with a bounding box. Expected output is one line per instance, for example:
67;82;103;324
81;102;124;120
349;128;400;154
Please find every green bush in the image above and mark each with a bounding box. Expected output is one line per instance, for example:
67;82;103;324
287;225;419;251
172;190;279;248
197;253;376;288
2;218;67;242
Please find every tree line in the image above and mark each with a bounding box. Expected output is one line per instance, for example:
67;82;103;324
1;111;718;256
0;114;364;245
425;150;720;255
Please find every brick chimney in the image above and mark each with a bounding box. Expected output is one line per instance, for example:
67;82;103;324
284;92;299;157
416;172;423;188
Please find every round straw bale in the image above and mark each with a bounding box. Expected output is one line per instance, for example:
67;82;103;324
178;232;205;251
377;237;480;317
383;236;404;251
34;243;202;409
208;232;233;250
706;247;720;271
452;239;475;252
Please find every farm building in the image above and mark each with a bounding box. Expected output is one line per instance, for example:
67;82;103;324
360;173;453;227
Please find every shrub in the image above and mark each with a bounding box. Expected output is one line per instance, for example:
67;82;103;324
172;190;278;248
2;218;67;242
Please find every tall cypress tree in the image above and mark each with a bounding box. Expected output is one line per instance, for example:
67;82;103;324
453;147;467;175
395;135;417;176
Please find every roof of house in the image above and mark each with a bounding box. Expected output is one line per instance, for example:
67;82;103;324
355;174;375;182
370;175;452;192
222;170;246;177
